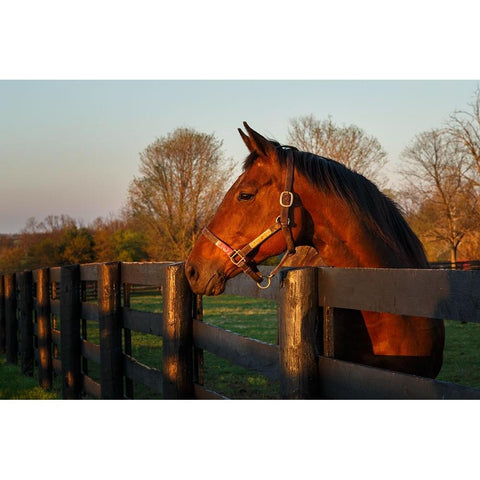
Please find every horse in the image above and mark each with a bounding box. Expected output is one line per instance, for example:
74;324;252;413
186;122;445;378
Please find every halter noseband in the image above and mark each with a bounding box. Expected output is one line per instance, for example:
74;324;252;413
202;150;296;289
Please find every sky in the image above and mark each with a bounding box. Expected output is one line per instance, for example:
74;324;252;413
0;79;479;233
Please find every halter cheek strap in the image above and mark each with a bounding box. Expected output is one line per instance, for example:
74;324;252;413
202;151;296;289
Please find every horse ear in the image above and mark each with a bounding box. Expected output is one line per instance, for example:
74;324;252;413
238;126;254;152
239;122;276;157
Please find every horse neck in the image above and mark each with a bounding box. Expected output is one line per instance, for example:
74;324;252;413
296;177;441;360
296;176;413;269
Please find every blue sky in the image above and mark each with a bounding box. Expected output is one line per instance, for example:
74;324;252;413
0;80;478;233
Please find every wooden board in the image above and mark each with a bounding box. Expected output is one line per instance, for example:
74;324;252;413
121;262;172;286
52;358;62;375
81;339;100;364
121;308;163;336
223;265;280;301
318;268;480;322
193;319;279;381
123;354;163;395
194;383;229;400
317;355;480;399
80;264;98;282
50;267;61;283
81;302;99;321
51;300;60;316
83;374;101;398
52;329;60;346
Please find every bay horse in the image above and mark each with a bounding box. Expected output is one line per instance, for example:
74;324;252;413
186;122;445;378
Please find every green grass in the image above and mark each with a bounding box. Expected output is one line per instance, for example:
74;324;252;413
0;357;59;399
437;320;480;389
129;294;280;399
1;294;480;399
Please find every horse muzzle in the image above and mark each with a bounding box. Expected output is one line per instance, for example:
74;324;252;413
185;259;227;296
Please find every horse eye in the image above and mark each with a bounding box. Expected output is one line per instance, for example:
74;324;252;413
238;192;255;201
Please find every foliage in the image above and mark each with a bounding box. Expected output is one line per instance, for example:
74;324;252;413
287;114;388;186
126;127;233;261
448;87;480;184
399;129;480;263
0;215;148;274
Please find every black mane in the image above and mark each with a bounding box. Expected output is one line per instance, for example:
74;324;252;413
243;143;428;267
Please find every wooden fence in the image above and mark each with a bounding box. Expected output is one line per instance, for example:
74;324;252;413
1;261;480;399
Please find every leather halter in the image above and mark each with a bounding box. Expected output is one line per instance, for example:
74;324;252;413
202;150;296;289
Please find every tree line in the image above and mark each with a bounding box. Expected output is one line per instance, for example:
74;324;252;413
1;89;479;274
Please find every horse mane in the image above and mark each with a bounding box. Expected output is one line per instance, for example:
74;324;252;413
243;142;428;267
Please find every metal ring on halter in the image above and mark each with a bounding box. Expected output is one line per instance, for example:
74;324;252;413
276;216;290;225
256;275;272;289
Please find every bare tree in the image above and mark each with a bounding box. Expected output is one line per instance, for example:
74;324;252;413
447;87;480;185
127;127;232;260
287;115;388;185
400;129;479;265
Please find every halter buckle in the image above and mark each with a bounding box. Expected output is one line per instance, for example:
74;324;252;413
280;191;294;208
229;250;247;267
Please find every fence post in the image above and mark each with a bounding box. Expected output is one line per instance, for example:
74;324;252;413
5;273;17;364
0;276;5;355
37;268;52;389
98;262;123;399
162;262;194;399
123;282;134;399
279;267;320;399
60;264;82;399
18;271;34;376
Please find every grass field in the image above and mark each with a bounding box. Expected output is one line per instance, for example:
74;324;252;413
1;293;479;399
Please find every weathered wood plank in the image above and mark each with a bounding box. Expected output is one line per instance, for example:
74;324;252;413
193;320;279;381
162;263;194;399
0;276;5;355
318;267;480;322
223;265;280;301
60;264;82;399
5;273;17;364
79;263;98;282
194;383;229;400
52;329;60;346
52;357;62;375
279;267;320;398
317;355;480;399
51;300;60;316
123;354;163;395
121;262;171;286
36;268;52;389
121;307;162;336
98;262;123;399
50;267;61;283
83;374;101;398
81;302;99;321
81;339;100;364
17;271;34;376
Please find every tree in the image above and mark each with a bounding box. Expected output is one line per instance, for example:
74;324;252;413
91;216;148;262
400;129;480;265
287;115;388;185
447;87;480;185
60;227;95;264
127;127;232;260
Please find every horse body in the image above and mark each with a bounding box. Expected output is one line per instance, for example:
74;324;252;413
186;123;445;378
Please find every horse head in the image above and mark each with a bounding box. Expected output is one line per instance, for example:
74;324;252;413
186;122;309;295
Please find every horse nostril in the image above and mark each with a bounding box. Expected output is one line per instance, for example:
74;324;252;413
186;264;198;283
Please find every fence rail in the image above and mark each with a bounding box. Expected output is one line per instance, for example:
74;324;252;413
1;261;480;399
